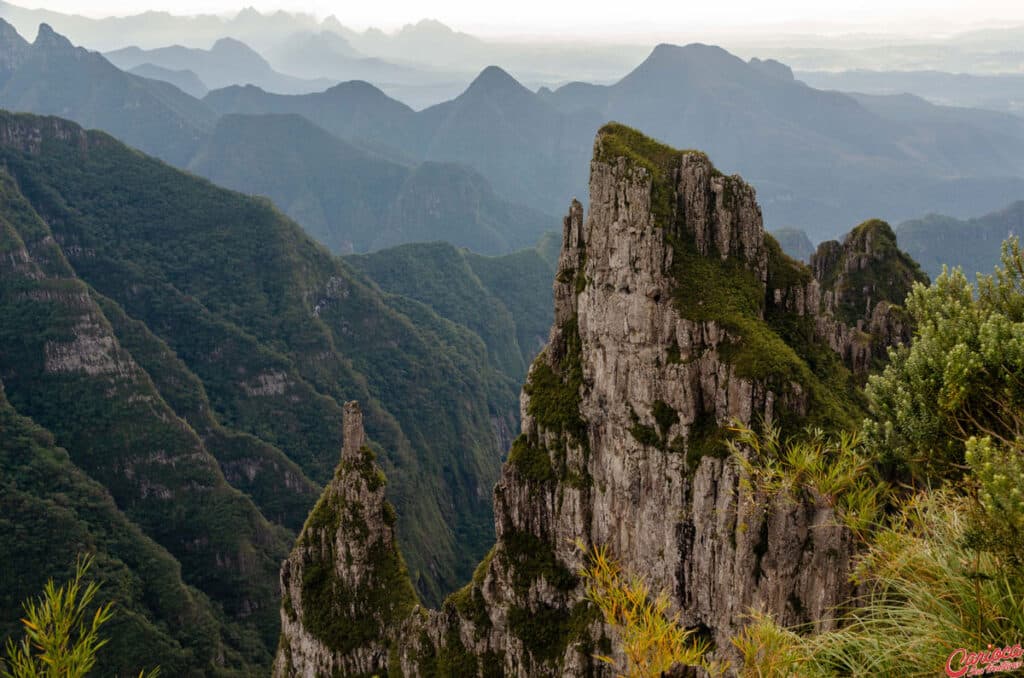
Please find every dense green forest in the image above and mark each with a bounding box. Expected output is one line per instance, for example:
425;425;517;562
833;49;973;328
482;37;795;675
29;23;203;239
0;110;555;673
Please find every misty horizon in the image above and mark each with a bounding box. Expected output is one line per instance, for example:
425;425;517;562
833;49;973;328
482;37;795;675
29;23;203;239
6;0;1024;43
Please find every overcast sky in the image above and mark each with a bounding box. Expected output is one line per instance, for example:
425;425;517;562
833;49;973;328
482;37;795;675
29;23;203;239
11;0;1024;37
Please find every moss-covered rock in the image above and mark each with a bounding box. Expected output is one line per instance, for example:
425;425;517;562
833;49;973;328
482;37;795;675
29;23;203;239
275;402;418;677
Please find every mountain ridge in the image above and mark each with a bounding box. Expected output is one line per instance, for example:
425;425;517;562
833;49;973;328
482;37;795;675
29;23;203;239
0;21;553;256
271;122;927;675
0;111;559;674
896;200;1024;279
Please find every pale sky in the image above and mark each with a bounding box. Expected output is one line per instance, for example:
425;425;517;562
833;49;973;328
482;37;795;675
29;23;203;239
12;0;1024;38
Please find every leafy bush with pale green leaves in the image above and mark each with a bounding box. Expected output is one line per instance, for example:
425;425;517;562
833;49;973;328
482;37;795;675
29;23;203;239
964;436;1024;567
864;238;1024;481
732;238;1024;676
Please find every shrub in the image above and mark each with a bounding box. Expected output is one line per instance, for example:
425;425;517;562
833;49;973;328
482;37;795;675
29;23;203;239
2;555;159;678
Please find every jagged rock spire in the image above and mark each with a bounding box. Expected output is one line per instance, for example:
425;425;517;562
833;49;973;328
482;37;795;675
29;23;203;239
276;124;924;676
342;400;365;459
274;401;417;677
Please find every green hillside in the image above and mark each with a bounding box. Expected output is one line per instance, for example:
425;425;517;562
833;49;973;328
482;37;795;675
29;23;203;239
0;110;531;670
349;241;556;383
896;200;1024;279
188;113;550;255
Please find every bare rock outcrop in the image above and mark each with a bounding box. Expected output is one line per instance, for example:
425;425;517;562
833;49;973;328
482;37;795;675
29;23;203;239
274;401;418;677
273;124;924;676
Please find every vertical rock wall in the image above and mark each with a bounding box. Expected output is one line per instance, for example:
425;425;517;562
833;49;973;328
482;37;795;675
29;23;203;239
274;124;925;676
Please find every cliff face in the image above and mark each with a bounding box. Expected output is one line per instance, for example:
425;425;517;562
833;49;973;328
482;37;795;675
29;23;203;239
274;123;923;675
810;219;928;377
275;401;418;677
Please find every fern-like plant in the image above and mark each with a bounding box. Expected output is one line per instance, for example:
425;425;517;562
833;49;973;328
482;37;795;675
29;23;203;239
1;555;159;678
577;541;725;677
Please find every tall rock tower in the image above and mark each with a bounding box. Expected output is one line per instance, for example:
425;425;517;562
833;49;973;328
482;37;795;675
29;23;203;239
274;401;418;677
273;124;925;676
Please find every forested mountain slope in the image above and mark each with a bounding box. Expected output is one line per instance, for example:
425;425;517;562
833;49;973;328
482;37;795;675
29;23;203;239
0;111;542;672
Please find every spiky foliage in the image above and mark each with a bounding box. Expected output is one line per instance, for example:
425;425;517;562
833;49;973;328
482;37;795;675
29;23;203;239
2;556;159;678
733;237;1024;677
729;424;890;539
577;542;724;677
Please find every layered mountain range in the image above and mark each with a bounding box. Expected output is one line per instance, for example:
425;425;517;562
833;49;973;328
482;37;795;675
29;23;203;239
0;9;1009;675
206;44;1024;241
0;110;557;674
272;124;926;675
0;20;554;255
3;19;1024;250
105;38;336;95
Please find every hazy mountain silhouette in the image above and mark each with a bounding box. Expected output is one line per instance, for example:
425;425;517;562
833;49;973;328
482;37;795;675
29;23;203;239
0;1;642;90
188;113;551;254
0;0;321;52
540;43;1024;238
0;22;548;254
129;62;207;97
6;18;1024;245
106;37;335;94
413;65;599;212
264;29;468;109
897;201;1024;279
799;69;1024;115
0;20;214;164
207;44;1024;239
204;80;420;159
772;227;815;262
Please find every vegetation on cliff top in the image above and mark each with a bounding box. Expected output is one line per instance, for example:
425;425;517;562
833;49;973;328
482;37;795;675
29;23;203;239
733;238;1024;675
597;124;866;435
0;109;533;673
817;218;928;327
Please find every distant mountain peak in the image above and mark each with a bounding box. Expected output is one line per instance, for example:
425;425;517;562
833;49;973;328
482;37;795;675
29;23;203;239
211;37;254;53
749;57;795;81
33;23;74;51
324;79;386;97
644;42;738;67
621;42;760;88
0;17;28;51
402;18;455;35
464;65;528;96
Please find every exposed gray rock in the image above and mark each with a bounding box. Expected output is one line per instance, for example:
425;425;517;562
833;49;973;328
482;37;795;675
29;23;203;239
810;219;927;377
273;126;922;676
274;401;418;677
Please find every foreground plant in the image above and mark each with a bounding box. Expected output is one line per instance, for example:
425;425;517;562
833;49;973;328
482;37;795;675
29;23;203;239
578;541;725;677
729;424;889;540
732;241;1024;676
1;555;159;678
865;238;1024;482
733;489;1024;677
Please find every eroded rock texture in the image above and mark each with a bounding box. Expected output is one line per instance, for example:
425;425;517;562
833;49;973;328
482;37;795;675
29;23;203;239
274;401;418;677
274;124;923;676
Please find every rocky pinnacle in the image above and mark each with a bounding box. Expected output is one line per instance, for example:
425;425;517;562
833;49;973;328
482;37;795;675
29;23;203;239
273;124;924;676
